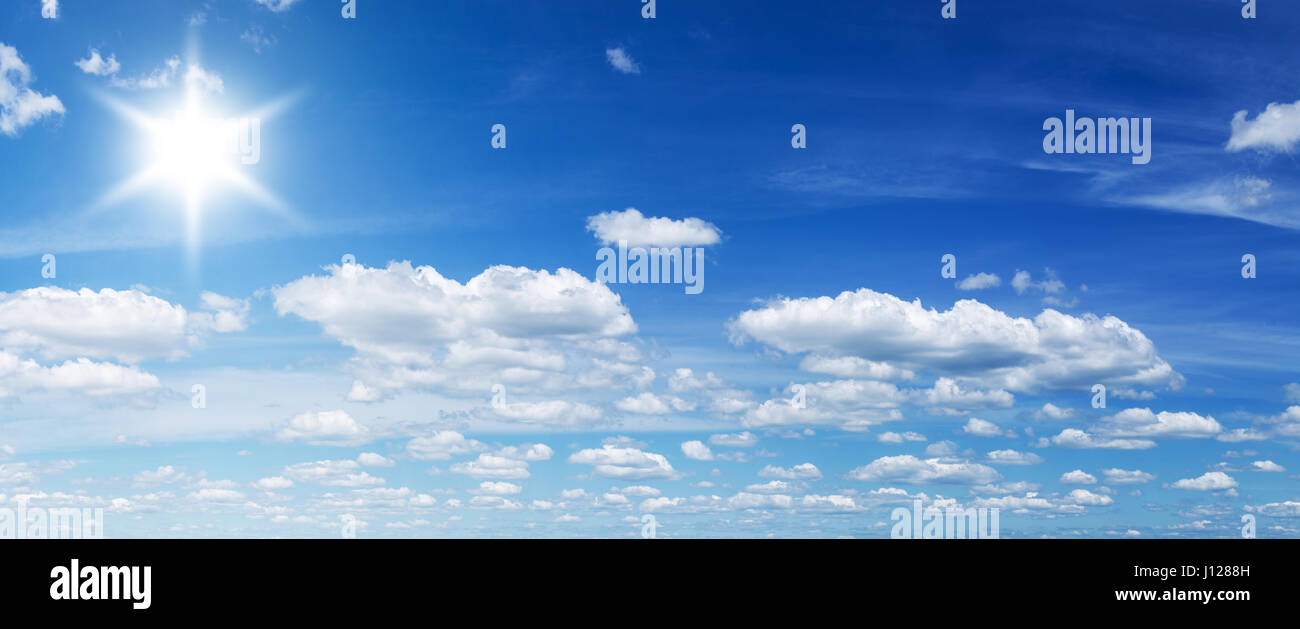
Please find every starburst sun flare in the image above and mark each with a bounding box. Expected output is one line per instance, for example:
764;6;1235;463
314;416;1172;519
92;54;295;256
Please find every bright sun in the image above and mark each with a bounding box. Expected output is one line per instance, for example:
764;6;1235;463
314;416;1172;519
94;58;295;258
148;104;238;197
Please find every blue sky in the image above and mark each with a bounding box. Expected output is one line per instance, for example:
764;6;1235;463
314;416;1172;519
0;0;1298;538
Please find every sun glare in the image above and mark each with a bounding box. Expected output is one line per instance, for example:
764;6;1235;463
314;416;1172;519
91;50;300;271
148;104;236;197
97;87;285;219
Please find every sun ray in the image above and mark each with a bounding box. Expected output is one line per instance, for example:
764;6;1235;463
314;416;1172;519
88;165;165;214
87;42;303;262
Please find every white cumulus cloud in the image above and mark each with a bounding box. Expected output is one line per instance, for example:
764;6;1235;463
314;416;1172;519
728;289;1181;395
586;208;721;248
680;440;714;461
0;43;64;137
1227;100;1300;153
1170;471;1237;491
74;49;120;76
273;261;641;402
957;273;1001;290
275;410;369;446
846;455;1001;485
568;445;678;479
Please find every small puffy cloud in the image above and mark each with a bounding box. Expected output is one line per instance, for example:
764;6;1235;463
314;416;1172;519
1065;488;1113;506
605;47;641;75
745;480;800;494
1251;460;1285;473
1033;403;1076;421
680;440;714;461
471;481;522;495
276;410;369;446
758;463;822;480
1170;471;1238;491
1227;100;1300;153
41;0;57;19
75;49;120;76
188;292;249;333
133;465;186;486
846;455;1001;485
615;392;680;415
620;485;661;497
405;431;485;461
347;380;381;402
1050;428;1155;450
598;492;629;506
1101;468;1155;484
925;440;959;457
957;273;1001;291
1011;269;1064;295
468;495;522;510
667;368;724;392
568;445;678;479
962;417;1004;437
1060;469;1097;485
494;443;554;462
877;431;926;444
639;496;683;512
1;43;65;136
449;454;530;479
251;476;293;491
586;208;721;248
1094;408;1221;439
708;431;758;448
984;449;1044;465
357;452;395;467
282;460;384;487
